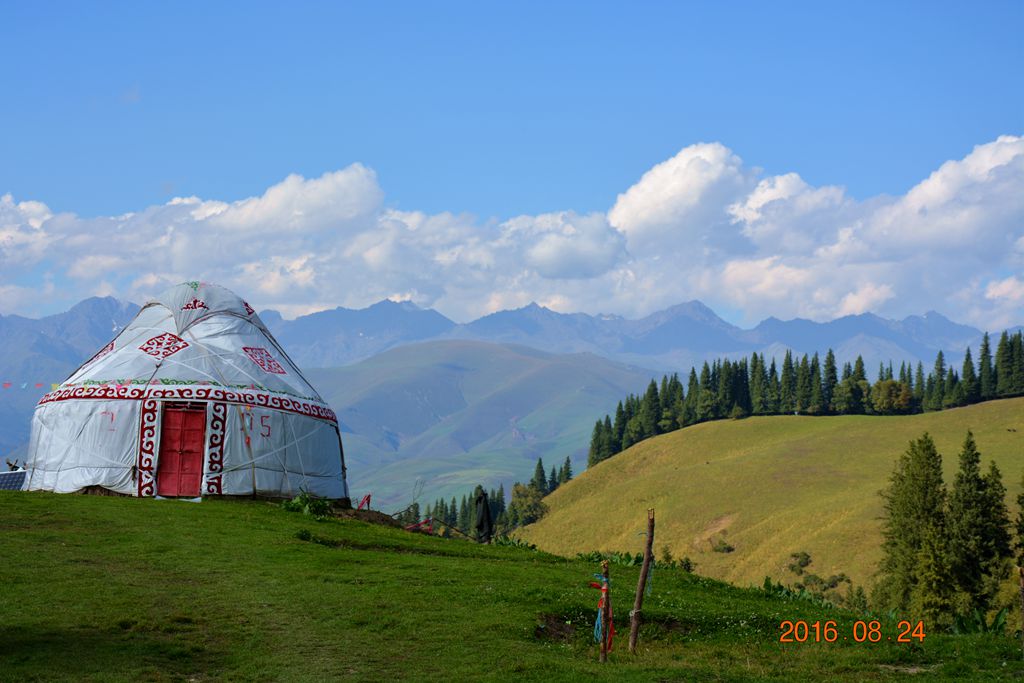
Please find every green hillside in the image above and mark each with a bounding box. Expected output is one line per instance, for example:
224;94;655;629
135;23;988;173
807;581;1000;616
1;493;1019;681
307;340;654;508
520;398;1024;591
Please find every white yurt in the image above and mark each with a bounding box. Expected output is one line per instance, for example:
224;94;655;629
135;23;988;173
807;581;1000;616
24;281;349;501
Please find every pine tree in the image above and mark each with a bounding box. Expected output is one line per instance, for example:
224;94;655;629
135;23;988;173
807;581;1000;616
767;358;780;413
979;333;994;400
716;361;733;416
961;347;979;404
853;356;867;382
587;420;604;467
927;350;946;410
1012;332;1024;394
683;368;699;425
459;495;470;531
697;362;715;422
601;415;614;459
913;362;926;411
874;433;947;614
942;368;962;409
612;401;626;452
561;456;573;483
548;466;559;493
639;379;661;438
981;461;1012;571
749;353;765;414
779;351;796;413
947;432;998;613
530;458;548;495
823;349;838;411
995;331;1012;396
909;527;954;627
796;354;811;412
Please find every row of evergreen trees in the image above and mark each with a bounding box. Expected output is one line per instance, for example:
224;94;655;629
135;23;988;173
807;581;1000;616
412;456;575;536
875;432;1012;626
413;484;508;537
589;330;1024;467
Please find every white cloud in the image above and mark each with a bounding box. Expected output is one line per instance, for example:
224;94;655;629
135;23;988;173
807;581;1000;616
608;142;753;255
985;276;1024;303
0;137;1021;330
836;283;896;316
505;211;626;279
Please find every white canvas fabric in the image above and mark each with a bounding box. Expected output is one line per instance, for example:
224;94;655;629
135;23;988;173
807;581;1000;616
24;281;349;499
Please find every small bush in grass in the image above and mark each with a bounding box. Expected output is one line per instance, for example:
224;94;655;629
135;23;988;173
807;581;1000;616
711;537;734;553
679;556;695;573
281;491;331;520
494;535;538;550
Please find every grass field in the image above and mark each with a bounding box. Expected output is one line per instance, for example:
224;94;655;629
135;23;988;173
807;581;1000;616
520;398;1024;594
2;492;1021;681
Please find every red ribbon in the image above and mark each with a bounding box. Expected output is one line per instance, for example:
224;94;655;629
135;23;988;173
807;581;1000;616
591;579;615;651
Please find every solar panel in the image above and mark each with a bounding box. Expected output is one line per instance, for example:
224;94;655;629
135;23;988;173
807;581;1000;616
0;470;26;491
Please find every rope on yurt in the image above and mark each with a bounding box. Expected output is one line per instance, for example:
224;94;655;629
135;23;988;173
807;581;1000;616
183;329;258;493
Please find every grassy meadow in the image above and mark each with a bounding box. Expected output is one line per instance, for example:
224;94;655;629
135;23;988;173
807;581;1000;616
2;492;1021;681
520;398;1024;593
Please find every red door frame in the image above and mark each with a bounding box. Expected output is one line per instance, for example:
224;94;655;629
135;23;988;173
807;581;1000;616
156;402;207;497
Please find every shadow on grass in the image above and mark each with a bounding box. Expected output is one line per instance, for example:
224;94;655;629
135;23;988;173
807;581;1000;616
0;623;226;682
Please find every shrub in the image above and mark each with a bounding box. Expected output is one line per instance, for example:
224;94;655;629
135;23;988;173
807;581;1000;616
281;490;331;520
711;537;734;553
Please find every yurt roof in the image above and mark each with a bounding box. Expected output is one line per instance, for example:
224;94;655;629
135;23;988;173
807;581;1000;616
44;281;336;424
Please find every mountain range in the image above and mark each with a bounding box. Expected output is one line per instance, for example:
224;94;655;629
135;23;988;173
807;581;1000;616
263;298;991;373
0;294;1013;503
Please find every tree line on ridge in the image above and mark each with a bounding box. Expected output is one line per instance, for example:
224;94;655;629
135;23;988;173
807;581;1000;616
589;330;1024;466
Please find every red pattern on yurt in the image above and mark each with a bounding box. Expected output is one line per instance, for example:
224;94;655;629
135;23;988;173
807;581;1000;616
85;341;115;366
204;402;227;494
38;384;338;424
139;333;189;359
182;298;208;310
242;347;287;374
137;398;160;496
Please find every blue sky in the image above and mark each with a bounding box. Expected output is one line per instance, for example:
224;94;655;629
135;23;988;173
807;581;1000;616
0;2;1022;327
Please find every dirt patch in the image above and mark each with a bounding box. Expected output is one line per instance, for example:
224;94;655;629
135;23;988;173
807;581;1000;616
878;664;936;675
534;614;576;643
692;513;737;550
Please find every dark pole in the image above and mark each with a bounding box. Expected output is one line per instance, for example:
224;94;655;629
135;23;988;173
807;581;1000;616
629;509;655;654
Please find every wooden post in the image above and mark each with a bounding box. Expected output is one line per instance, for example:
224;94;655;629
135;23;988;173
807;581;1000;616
629;508;655;654
600;560;611;663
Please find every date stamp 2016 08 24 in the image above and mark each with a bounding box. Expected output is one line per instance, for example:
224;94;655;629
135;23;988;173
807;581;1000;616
779;619;926;643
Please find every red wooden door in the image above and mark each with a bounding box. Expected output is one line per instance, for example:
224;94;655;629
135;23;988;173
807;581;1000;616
156;406;206;497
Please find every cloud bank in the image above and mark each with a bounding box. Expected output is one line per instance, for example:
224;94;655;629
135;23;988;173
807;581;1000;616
1;136;1022;328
